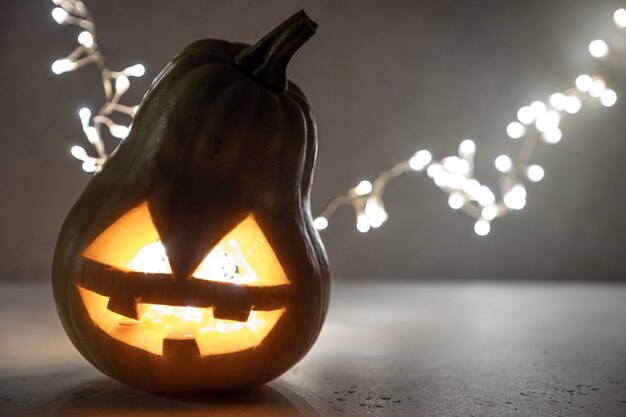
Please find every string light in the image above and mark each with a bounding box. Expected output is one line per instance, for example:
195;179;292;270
494;155;513;173
589;39;609;58
408;150;432;171
516;106;535;125
481;206;498;222
600;89;618;106
575;74;593;92
50;0;145;172
615;8;626;27
526;165;545;183
314;9;624;236
51;4;624;236
354;180;373;196
506;122;526;139
564;95;582;114
474;219;491;236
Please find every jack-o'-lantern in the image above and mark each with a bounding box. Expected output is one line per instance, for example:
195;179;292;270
52;10;330;392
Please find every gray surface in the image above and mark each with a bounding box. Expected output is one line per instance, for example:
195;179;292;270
2;0;626;282
1;282;625;416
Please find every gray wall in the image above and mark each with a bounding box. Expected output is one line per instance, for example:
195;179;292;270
1;0;625;281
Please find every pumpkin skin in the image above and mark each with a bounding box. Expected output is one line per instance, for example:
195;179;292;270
52;11;330;392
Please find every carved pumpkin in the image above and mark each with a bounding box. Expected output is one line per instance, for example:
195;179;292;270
52;10;330;392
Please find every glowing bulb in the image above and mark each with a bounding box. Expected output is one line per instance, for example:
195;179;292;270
481;206;497;221
354;180;372;196
506;121;526;139
115;75;130;93
84;126;99;144
477;186;495;206
459;139;476;157
409;150;432;171
463;179;481;196
474;219;491;236
517;106;534;125
356;214;370;233
78;107;91;126
81;159;98;173
600;89;617;107
495;155;513;173
530;101;546;116
589;40;608;58
313;217;328;230
426;163;444;179
448;192;465;210
458;160;471;175
511;184;526;198
51;59;75;74
503;185;526;210
51;7;69;24
543;128;562;144
446;173;466;190
564;96;581;114
575;74;593;92
433;172;448;187
365;198;388;228
549;93;566;110
614;8;626;28
70;145;88;160
442;156;469;175
535;110;560;133
589;78;606;98
527;165;545;182
109;124;130;139
125;64;146;77
77;31;94;48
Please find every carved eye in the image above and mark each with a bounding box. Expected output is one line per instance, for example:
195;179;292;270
82;202;289;287
82;202;165;272
190;214;289;286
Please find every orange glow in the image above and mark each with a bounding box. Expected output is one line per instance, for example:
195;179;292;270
192;215;289;286
79;203;289;355
78;286;285;356
82;202;289;287
82;202;160;272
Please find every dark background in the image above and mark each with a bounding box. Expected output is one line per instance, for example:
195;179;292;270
1;0;625;281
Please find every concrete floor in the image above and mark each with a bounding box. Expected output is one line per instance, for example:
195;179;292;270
1;281;626;416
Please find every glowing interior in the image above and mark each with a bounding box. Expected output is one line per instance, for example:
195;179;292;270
79;203;290;355
82;202;160;273
78;286;285;356
82;202;289;286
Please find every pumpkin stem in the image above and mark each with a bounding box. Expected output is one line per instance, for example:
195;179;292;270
234;10;317;92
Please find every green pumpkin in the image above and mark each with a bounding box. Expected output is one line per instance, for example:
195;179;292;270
52;10;330;392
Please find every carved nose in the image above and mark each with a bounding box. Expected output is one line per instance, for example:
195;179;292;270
148;192;249;285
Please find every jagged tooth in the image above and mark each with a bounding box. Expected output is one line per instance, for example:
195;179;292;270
162;337;201;358
212;306;251;322
107;294;140;320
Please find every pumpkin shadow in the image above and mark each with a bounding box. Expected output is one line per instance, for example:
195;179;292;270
50;376;321;417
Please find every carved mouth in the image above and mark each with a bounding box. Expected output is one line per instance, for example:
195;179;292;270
78;286;285;356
